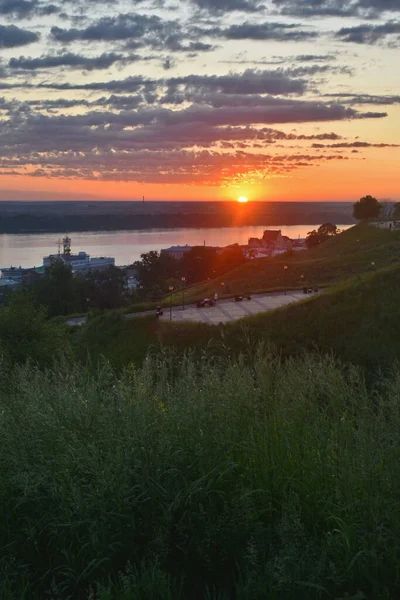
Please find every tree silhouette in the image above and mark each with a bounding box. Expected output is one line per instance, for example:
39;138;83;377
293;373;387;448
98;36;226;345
353;196;382;221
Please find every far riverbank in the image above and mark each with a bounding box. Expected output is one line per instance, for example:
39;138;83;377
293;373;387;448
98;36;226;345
0;201;355;234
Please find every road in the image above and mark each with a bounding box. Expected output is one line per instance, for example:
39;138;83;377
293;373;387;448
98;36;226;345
67;290;318;327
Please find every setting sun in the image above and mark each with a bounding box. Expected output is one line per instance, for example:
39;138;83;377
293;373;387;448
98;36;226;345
238;196;248;203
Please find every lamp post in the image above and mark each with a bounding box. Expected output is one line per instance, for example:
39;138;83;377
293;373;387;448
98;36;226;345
169;286;174;321
181;276;186;310
284;265;288;295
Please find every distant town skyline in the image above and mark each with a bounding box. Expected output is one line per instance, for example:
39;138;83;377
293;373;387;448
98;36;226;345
0;0;399;202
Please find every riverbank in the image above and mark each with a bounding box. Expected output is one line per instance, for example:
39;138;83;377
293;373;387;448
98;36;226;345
0;200;356;234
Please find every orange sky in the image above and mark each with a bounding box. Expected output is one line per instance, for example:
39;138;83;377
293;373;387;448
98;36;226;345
0;0;399;202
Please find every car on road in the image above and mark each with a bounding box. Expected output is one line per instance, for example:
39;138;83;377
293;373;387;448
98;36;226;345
197;298;216;308
234;295;252;302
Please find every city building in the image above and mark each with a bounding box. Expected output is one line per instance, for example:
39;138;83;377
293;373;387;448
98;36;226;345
161;245;193;260
43;236;115;273
247;230;293;256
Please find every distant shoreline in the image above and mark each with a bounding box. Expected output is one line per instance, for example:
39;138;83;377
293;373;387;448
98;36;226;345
0;201;356;234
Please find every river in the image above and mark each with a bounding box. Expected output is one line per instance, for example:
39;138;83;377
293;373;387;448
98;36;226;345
0;225;352;269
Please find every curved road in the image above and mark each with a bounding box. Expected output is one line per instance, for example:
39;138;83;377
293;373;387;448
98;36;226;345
67;290;319;327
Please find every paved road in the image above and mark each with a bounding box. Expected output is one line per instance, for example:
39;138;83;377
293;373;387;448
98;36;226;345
67;290;318;327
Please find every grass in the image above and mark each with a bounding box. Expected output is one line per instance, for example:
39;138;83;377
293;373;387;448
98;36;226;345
72;311;159;370
1;349;400;598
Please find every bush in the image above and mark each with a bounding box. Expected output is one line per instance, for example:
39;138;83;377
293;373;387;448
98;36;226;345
0;293;69;367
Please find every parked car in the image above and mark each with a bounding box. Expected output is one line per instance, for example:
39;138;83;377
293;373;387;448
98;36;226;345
234;295;252;302
156;306;164;317
197;298;215;308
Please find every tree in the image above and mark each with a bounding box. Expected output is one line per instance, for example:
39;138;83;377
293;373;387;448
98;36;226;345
31;262;77;317
353;195;382;221
133;251;178;292
318;223;339;237
86;266;127;310
306;223;339;248
394;203;400;221
0;293;68;367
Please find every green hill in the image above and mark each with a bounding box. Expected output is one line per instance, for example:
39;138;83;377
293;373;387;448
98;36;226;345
74;261;400;373
181;223;400;303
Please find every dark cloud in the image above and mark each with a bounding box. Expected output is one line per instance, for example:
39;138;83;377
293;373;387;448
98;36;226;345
312;141;400;148
336;21;400;44
272;0;400;18
190;0;263;13
50;12;209;53
167;69;308;96
296;54;336;62
50;14;163;43
9;52;140;71
323;93;400;104
219;22;318;42
0;24;39;48
0;0;58;18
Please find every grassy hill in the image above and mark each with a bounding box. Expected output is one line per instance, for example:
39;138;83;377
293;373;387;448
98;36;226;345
74;260;400;373
179;223;400;303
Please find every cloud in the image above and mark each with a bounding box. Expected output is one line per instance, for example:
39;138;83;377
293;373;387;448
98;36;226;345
323;93;400;104
218;22;318;42
272;0;400;18
311;141;400;148
49;12;209;53
0;24;39;48
0;0;58;18
167;69;308;96
336;21;400;44
189;0;263;13
9;52;140;71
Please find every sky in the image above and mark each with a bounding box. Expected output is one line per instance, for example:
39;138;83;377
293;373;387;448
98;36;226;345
0;0;399;202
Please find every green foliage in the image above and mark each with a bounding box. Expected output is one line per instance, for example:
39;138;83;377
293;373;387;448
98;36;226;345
1;351;400;598
132;246;246;297
0;293;68;367
306;223;339;248
353;195;382;221
31;264;130;317
73;311;158;370
31;261;76;316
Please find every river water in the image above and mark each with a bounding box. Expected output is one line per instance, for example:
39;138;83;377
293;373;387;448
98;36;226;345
0;225;351;269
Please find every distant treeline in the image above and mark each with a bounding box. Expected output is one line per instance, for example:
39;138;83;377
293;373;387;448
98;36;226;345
0;206;355;233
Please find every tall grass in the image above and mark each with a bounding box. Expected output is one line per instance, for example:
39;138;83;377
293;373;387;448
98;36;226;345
1;348;400;598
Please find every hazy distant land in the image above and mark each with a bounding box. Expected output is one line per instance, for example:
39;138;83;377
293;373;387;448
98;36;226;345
0;201;356;234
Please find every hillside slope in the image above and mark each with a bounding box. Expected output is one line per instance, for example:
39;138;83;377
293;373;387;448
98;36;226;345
182;223;400;302
75;262;400;372
225;263;400;371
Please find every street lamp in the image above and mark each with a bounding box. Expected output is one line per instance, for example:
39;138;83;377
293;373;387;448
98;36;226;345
181;276;186;310
284;265;288;295
169;286;174;321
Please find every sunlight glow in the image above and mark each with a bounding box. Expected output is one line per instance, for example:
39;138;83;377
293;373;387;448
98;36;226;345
238;196;248;203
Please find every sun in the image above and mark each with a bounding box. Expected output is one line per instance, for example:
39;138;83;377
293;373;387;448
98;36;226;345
237;196;248;203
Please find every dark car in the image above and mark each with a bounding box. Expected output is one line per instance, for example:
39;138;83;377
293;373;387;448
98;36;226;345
234;295;252;302
156;306;164;317
197;298;215;308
